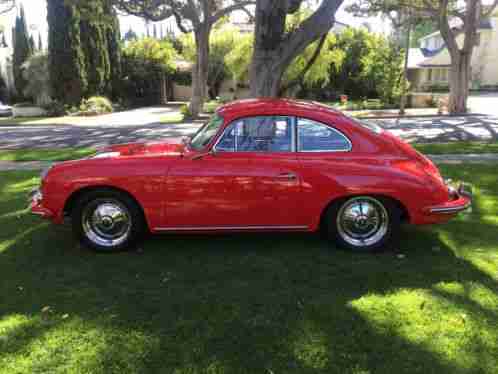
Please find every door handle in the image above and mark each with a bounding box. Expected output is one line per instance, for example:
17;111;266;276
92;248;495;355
276;172;297;180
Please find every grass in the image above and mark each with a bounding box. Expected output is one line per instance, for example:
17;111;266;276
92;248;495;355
159;113;185;124
0;164;497;373
0;148;96;162
413;141;498;155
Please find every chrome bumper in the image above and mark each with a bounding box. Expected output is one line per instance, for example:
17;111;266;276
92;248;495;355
428;181;473;214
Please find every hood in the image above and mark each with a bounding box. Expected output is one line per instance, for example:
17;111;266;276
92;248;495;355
97;138;186;158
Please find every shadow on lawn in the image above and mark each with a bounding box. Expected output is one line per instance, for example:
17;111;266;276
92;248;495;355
0;173;497;373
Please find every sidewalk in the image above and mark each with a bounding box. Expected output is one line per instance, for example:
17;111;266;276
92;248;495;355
1;154;497;172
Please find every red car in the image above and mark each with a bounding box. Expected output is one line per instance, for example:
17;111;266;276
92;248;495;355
30;99;472;252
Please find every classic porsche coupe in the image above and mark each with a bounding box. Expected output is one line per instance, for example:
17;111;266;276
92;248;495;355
30;98;472;252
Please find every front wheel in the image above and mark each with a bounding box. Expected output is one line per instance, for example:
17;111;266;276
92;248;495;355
72;190;145;252
325;196;401;252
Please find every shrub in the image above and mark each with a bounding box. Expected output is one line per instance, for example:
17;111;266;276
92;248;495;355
43;100;67;117
78;96;113;116
180;103;192;119
203;100;221;114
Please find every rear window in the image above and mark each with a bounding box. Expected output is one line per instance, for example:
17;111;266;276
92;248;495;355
348;116;383;134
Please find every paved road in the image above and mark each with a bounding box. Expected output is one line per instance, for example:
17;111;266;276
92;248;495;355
1;106;498;150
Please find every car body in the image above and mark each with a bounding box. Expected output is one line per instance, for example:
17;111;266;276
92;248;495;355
30;98;472;252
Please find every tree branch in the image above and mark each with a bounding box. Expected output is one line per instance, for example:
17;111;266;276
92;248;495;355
279;33;327;96
482;0;498;18
211;0;255;23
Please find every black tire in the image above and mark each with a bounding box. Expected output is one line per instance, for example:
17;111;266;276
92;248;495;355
324;196;401;253
71;189;146;252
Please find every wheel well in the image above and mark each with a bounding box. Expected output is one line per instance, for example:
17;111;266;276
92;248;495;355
319;194;411;230
64;186;147;224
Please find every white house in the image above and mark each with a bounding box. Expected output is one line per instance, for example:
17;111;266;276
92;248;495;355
407;16;498;91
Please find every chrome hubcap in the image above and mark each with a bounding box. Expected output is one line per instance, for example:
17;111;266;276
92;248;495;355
82;200;131;248
337;197;389;247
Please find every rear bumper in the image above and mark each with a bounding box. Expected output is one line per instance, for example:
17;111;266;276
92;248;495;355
421;182;472;222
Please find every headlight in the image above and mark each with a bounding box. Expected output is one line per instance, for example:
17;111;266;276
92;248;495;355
92;152;120;159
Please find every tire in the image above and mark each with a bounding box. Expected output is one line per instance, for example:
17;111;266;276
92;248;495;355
71;189;146;252
324;196;401;253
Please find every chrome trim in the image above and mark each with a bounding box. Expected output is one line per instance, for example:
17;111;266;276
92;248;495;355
296;117;352;153
336;196;389;247
154;225;308;232
430;202;472;214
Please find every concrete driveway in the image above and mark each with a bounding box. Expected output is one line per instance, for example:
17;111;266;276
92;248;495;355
468;93;498;116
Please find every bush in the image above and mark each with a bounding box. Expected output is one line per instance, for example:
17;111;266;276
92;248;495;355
78;96;113;116
180;103;192;119
203;100;221;114
43;101;67;117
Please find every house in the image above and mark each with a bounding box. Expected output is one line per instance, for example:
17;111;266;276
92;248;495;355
407;15;498;91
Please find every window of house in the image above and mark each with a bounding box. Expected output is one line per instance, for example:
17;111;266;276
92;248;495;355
215;116;293;153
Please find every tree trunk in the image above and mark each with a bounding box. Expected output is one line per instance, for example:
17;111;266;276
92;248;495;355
250;52;285;97
190;26;210;118
399;20;411;115
249;0;342;98
448;52;471;114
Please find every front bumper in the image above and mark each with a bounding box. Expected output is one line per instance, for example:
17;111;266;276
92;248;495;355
424;182;473;216
28;188;54;219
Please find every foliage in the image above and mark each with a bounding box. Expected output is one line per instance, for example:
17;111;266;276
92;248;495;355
47;0;88;105
326;28;404;104
410;20;437;48
203;100;222;114
225;33;253;85
12;4;33;101
121;37;176;106
78;96;113;115
180;103;192;119
180;25;240;99
123;27;138;41
21;52;51;106
47;0;121;105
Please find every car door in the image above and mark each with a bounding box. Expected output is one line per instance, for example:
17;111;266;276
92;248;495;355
216;115;305;228
295;117;354;225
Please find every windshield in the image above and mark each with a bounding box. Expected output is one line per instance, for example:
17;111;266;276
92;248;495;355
189;114;225;151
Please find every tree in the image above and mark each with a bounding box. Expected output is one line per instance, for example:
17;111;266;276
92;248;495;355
349;0;498;113
121;37;176;105
250;0;343;97
115;0;255;118
181;23;239;99
0;0;14;14
47;0;88;104
38;33;43;50
22;52;51;105
13;4;33;99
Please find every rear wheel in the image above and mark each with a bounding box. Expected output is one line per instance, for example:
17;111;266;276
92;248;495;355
72;190;145;252
325;196;400;252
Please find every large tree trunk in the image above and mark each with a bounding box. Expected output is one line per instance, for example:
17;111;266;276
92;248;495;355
250;0;343;97
448;52;471;114
190;26;210;118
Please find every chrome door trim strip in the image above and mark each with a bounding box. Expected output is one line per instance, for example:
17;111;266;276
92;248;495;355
154;225;309;232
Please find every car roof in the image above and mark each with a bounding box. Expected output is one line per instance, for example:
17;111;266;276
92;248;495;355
217;98;343;118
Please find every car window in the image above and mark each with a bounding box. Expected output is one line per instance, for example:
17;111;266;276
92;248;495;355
297;118;351;152
216;116;293;153
190;113;224;151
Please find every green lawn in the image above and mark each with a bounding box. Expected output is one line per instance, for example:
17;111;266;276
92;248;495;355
159;113;185;124
413;141;498;155
0;117;48;126
0;148;96;162
0;164;497;373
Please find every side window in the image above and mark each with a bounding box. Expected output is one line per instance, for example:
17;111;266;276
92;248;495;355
216;116;293;153
297;118;351;152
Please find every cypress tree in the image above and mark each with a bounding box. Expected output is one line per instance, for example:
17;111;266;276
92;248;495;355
47;0;87;104
12;4;33;99
104;0;122;99
29;35;35;51
38;33;43;51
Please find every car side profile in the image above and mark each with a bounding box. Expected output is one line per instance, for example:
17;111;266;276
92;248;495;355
30;98;472;252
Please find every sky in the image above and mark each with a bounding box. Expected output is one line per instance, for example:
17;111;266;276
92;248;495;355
0;0;391;49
